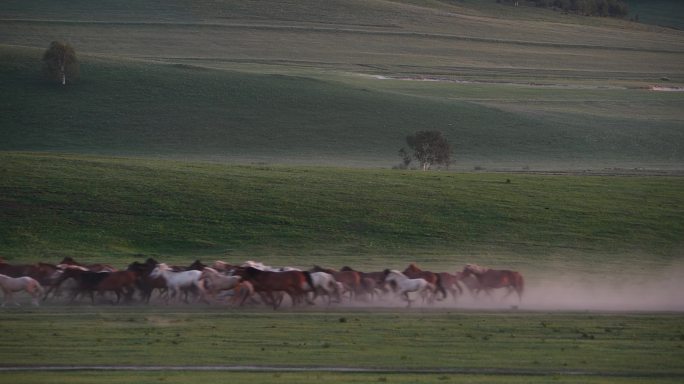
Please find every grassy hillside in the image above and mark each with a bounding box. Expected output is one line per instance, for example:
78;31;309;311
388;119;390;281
1;153;682;271
1;0;683;168
2;45;683;168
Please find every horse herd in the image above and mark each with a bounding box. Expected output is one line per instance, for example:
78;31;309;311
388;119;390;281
0;257;524;309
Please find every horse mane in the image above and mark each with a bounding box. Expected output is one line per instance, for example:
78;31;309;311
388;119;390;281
60;256;80;265
144;258;159;265
405;263;422;272
187;260;206;270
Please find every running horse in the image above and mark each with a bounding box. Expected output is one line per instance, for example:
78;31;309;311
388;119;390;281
127;259;167;303
310;266;361;302
234;267;314;309
340;266;387;301
402;263;448;300
0;273;44;306
382;269;436;307
461;264;524;301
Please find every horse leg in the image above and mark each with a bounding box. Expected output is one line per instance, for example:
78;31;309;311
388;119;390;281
1;289;11;307
268;291;280;310
28;285;41;306
401;291;412;307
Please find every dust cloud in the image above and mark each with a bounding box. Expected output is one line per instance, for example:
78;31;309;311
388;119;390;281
340;263;684;312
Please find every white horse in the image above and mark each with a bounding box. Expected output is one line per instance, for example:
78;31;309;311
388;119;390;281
200;267;243;301
308;271;342;304
0;274;44;307
150;263;205;303
383;269;436;307
241;260;301;272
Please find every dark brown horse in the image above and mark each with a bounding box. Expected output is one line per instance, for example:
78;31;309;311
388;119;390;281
461;264;524;301
234;267;314;309
127;258;167;303
402;263;447;300
47;266;112;303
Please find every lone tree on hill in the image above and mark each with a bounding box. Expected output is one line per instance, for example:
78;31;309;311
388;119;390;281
42;41;79;86
400;130;452;171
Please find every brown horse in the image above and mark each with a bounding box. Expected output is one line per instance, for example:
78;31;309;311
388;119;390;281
234;267;314;309
437;272;463;300
340;266;387;301
402;263;448;300
94;270;138;303
0;261;60;286
461;264;524;301
310;266;361;302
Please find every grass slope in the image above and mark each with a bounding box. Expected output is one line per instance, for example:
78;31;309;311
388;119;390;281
1;153;682;269
2;46;683;168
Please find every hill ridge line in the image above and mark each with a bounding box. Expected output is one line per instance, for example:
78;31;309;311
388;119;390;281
2;18;681;54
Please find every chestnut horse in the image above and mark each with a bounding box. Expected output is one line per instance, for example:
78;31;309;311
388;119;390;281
341;266;387;300
94;270;138;303
437;272;463;301
461;264;524;301
235;267;314;309
402;263;447;300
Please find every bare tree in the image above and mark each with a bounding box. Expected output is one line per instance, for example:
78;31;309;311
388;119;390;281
401;130;452;171
42;41;79;86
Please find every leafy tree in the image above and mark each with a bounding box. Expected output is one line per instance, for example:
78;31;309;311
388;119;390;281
42;41;79;85
400;130;452;171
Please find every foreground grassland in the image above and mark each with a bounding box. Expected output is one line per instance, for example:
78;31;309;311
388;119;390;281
0;307;682;376
1;153;683;271
5;372;683;384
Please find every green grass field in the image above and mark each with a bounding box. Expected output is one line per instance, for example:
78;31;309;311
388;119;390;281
1;152;682;271
0;307;682;379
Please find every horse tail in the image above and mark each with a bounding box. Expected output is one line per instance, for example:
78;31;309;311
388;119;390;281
303;271;315;292
435;274;448;300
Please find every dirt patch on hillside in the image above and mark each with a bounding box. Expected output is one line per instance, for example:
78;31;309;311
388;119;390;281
362;73;629;90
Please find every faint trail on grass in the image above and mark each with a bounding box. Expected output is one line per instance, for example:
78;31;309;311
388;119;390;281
0;366;682;378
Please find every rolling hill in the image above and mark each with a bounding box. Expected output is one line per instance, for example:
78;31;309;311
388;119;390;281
1;0;683;169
